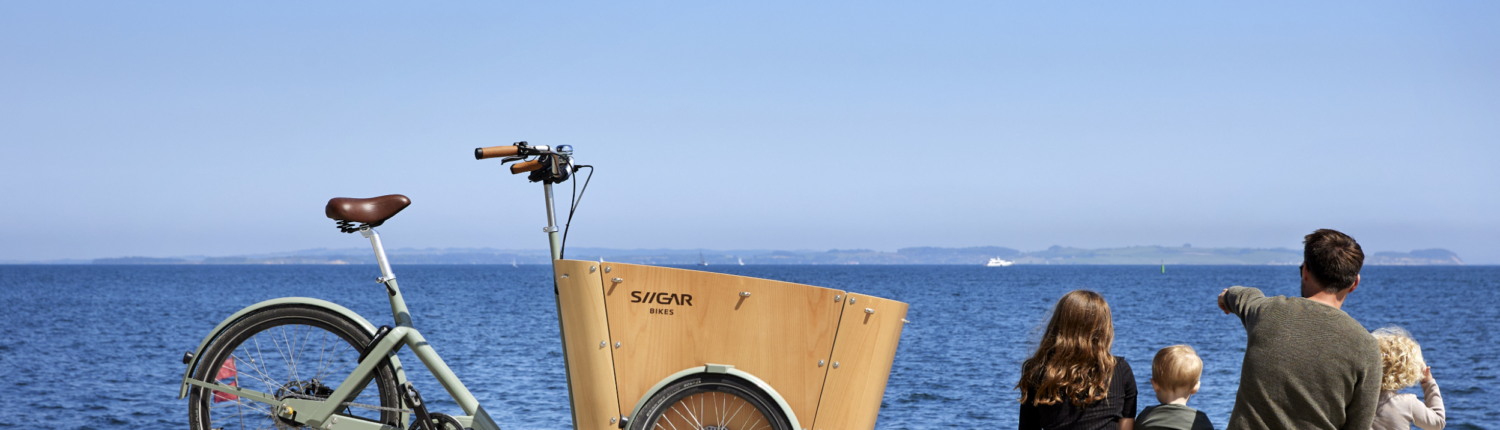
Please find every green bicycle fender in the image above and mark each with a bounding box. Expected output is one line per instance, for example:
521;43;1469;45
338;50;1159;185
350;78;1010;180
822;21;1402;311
627;364;800;430
177;297;408;399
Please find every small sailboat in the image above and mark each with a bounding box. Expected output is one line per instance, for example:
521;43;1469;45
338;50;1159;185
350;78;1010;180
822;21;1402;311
738;257;744;266
511;258;518;268
985;257;1013;267
698;251;709;266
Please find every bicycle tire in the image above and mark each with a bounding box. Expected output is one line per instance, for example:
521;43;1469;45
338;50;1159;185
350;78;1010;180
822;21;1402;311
187;305;402;430
630;374;791;430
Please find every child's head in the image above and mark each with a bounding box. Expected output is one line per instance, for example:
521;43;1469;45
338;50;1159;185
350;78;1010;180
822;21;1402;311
1017;290;1116;407
1372;325;1425;390
1151;345;1203;401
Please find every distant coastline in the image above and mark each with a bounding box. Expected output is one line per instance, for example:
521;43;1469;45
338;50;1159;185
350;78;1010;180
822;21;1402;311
2;245;1466;266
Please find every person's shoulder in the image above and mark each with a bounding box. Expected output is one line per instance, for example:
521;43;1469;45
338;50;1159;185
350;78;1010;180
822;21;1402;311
1326;311;1379;348
1113;356;1134;372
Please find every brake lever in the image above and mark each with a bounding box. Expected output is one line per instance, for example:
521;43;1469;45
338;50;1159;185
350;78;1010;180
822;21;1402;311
499;156;526;163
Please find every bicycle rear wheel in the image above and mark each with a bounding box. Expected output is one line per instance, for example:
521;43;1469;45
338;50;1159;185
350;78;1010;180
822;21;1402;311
187;305;401;430
630;375;791;430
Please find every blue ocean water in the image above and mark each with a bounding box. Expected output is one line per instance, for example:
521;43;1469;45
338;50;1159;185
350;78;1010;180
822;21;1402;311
0;264;1494;429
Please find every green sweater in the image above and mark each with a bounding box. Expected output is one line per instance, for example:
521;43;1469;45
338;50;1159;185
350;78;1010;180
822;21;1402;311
1223;286;1381;430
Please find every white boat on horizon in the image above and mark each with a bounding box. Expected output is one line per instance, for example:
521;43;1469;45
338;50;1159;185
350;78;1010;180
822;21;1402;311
985;257;1014;267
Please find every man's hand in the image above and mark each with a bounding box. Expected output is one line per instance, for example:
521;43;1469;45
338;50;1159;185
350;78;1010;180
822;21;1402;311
1218;288;1232;314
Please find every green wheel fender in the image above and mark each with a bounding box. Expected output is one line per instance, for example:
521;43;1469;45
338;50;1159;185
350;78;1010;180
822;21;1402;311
628;364;800;430
177;297;408;399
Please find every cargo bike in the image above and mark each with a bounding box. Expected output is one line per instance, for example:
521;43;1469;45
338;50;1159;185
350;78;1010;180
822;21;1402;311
178;143;909;430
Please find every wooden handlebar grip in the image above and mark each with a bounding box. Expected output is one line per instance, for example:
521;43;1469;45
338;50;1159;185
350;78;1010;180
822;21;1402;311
510;160;545;174
475;145;520;160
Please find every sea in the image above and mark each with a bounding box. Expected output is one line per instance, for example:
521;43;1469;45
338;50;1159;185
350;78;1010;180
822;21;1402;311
0;264;1494;429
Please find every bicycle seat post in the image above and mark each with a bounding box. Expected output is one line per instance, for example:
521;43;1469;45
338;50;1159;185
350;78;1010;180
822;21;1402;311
361;226;413;326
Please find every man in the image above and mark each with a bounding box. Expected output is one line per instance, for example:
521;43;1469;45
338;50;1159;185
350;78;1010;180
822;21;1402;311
1216;229;1381;430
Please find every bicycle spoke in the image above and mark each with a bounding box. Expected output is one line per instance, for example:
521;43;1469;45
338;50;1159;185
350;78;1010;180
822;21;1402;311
723;397;747;427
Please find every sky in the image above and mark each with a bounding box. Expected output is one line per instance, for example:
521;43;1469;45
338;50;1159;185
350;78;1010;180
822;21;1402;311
2;2;1497;263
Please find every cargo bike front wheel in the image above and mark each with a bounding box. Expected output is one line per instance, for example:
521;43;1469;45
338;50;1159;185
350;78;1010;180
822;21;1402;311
630;374;792;430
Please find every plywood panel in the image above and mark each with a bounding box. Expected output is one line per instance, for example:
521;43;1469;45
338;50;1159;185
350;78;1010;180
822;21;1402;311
811;294;908;430
600;263;844;426
554;260;622;430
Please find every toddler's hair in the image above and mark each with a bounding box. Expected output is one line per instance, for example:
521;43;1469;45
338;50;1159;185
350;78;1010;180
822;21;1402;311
1152;345;1203;391
1372;325;1425;391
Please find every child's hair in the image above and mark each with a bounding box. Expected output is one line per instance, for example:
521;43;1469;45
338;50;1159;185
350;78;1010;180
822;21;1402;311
1372;325;1425;391
1151;344;1203;392
1016;290;1116;407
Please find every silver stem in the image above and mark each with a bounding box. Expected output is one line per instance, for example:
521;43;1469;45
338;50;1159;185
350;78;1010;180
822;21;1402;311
543;182;562;260
543;182;559;229
362;228;396;281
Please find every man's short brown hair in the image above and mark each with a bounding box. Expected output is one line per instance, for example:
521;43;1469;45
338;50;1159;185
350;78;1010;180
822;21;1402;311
1304;229;1364;291
1152;345;1202;391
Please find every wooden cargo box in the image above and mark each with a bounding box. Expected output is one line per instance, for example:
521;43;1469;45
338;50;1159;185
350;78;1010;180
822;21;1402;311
552;260;908;430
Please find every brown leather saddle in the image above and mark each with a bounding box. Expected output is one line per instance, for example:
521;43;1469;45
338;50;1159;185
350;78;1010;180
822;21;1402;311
326;195;410;233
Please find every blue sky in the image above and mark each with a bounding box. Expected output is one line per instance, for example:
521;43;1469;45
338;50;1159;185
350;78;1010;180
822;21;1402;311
2;2;1497;263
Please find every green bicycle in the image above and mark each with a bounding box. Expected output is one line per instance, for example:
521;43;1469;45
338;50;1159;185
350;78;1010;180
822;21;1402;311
179;143;581;430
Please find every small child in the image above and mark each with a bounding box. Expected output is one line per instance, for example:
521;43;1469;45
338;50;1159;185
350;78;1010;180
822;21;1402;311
1372;326;1446;430
1136;345;1213;430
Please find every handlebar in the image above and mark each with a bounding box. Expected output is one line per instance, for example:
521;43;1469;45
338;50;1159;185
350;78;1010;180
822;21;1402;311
474;145;519;160
510;160;545;174
475;141;575;183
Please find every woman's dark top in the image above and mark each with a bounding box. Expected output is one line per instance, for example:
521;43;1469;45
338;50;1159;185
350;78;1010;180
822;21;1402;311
1019;357;1138;430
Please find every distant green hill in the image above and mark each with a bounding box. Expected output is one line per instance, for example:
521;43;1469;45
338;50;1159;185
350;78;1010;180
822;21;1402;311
92;256;189;264
76;246;1466;265
1367;249;1464;265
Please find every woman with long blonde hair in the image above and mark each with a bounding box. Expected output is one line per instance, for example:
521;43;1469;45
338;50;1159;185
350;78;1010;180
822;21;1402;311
1017;290;1137;430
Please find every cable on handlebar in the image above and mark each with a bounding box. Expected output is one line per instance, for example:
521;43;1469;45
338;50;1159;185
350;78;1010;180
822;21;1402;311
558;164;593;260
